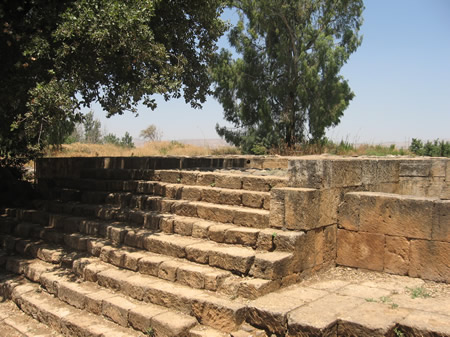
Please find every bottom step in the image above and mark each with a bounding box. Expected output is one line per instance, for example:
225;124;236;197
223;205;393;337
0;300;63;337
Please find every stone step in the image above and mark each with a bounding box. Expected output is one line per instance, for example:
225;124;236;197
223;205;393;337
4;257;248;333
5;233;280;300
48;198;270;229
0;299;63;336
78;168;288;192
0;263;190;337
49;181;272;211
6;204;304;254
44;170;287;198
3;206;300;280
104;182;271;210
6;221;294;282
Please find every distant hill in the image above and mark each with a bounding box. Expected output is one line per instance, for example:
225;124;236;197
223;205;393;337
134;138;229;148
176;139;229;148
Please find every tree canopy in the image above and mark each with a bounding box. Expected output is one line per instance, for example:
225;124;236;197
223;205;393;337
211;0;364;153
0;0;226;167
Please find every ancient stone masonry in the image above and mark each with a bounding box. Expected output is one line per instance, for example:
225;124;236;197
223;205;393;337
0;155;448;336
284;156;449;282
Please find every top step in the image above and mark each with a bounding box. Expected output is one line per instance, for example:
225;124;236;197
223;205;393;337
45;169;288;193
83;168;286;186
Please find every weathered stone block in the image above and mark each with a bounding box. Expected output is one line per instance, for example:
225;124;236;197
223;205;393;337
360;159;378;186
269;188;285;229
318;187;344;227
208;224;234;243
173;218;195;236
176;264;207;289
102;296;136;327
165;184;182;199
384;236;410;275
159;170;181;183
219;190;242;206
201;188;221;203
242;176;271;192
338;192;360;231
336;229;384;271
288;159;325;188
290;228;323;272
208;246;255;275
431;159;447;177
215;174;242;189
323;225;337;265
256;229;275;251
181;186;202;201
399;161;431;177
196;173;215;186
180;171;198;185
172;201;198;218
398;176;438;197
197;204;234;223
432;200;450;241
224;227;259;247
137;255;167;276
249;252;293;280
285;188;320;230
129;304;165;333
359;192;434;240
242;192;265;209
191;221;211;239
409;239;450;282
233;209;268;228
329;159;363;188
158;260;179;281
375;159;400;183
273;230;305;252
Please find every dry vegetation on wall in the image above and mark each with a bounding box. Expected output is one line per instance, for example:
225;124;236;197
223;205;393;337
45;141;241;158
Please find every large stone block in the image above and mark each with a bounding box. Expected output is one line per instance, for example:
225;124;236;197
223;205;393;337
398;176;441;197
384;236;410;275
269;188;285;229
336;229;384;271
338;192;360;231
318;187;348;227
359;192;434;240
285;188;320;230
289;158;365;188
328;159;363;188
290;228;323;273
288;159;325;189
215;175;242;189
375;159;400;183
399;161;431;177
432;200;450;241
431;159;447;177
270;187;320;230
242;191;265;209
409;239;450;282
323;225;337;265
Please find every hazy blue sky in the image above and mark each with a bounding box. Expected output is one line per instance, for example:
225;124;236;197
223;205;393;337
90;0;450;144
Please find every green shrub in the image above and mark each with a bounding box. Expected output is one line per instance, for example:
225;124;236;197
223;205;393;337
409;138;450;157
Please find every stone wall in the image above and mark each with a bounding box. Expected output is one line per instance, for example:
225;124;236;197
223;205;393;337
276;156;449;282
337;192;449;282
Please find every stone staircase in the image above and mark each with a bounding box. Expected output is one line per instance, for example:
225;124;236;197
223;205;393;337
0;165;302;336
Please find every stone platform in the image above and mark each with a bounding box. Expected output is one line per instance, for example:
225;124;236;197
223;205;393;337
0;155;448;336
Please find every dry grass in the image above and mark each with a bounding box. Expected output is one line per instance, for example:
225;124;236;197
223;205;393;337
45;141;241;157
270;141;411;157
